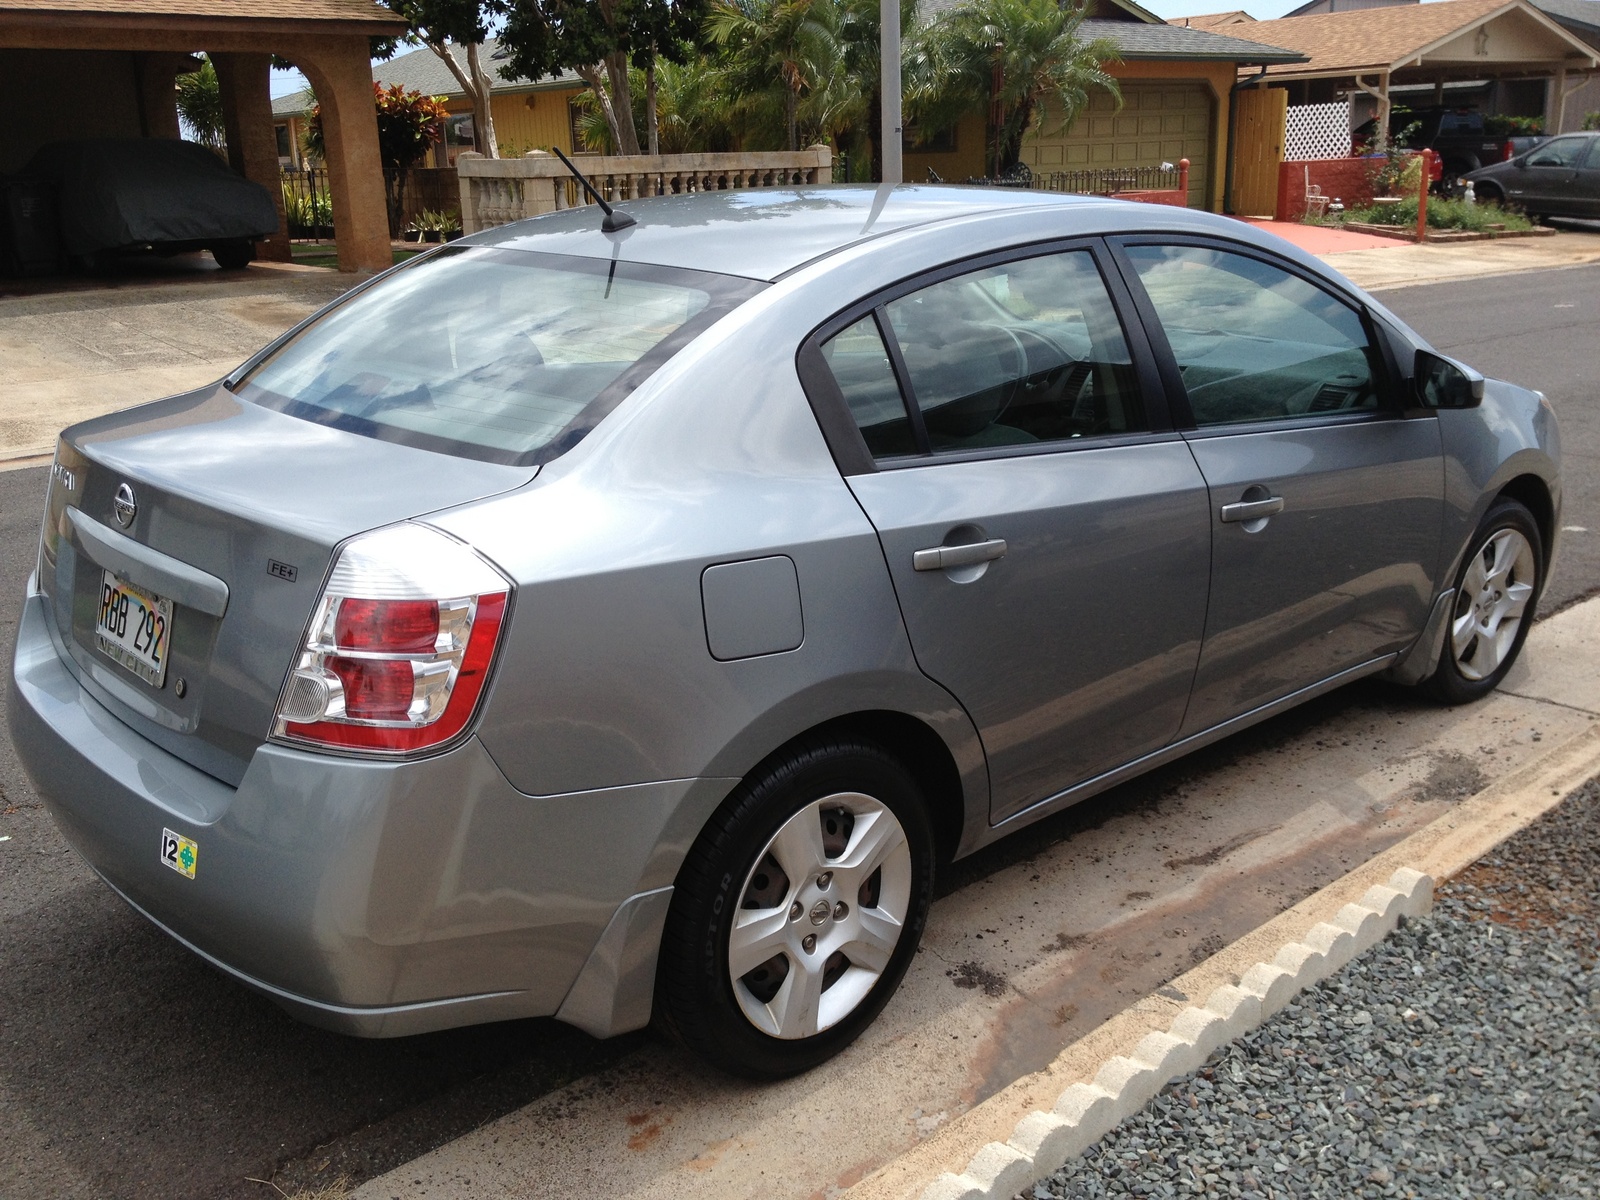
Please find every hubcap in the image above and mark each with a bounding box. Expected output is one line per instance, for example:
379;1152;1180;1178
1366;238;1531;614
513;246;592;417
1450;528;1536;682
728;793;912;1040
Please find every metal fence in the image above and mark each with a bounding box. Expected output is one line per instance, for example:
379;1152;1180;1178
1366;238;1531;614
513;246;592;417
964;162;1185;195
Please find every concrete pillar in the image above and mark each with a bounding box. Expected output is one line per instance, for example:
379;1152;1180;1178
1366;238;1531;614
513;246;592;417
289;37;391;275
133;52;188;141
212;51;291;263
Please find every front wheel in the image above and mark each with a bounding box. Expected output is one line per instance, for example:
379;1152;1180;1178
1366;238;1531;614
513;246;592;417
1424;499;1543;704
655;738;935;1078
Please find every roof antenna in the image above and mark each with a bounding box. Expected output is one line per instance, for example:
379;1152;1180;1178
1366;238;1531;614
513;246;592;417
552;146;636;232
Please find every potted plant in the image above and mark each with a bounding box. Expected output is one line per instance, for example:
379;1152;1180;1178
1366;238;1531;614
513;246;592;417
402;219;422;243
418;209;444;243
442;210;463;241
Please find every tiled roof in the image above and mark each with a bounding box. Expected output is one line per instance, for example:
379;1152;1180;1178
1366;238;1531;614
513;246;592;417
1166;11;1259;29
1533;0;1600;36
1080;15;1303;58
1236;0;1590;77
371;38;582;97
919;0;1303;59
0;0;401;22
272;86;315;117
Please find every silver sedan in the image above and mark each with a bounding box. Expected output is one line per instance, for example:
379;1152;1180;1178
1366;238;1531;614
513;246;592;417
8;187;1559;1077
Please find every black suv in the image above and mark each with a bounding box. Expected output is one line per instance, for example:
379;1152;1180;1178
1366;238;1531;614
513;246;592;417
1354;108;1517;188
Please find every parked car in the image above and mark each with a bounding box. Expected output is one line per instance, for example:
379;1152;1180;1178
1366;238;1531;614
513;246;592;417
22;137;278;271
1463;131;1600;220
8;188;1559;1078
1353;107;1517;189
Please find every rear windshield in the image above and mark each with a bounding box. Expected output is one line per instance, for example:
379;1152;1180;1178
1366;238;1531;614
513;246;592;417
236;246;764;465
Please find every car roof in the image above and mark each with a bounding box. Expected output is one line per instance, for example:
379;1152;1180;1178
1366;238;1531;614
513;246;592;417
469;185;1149;282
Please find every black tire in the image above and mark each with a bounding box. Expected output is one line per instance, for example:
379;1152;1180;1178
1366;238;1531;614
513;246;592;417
655;737;936;1078
1424;498;1543;705
210;240;255;270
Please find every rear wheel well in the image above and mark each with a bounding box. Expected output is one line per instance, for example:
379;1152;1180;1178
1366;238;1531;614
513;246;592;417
745;711;968;866
1496;474;1554;571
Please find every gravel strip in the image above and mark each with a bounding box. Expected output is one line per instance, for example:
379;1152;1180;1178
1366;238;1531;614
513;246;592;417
1028;777;1600;1200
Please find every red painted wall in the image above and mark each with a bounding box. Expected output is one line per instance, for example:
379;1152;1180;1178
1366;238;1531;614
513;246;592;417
1276;157;1383;222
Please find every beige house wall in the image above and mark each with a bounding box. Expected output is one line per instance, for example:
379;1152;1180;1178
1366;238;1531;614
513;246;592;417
907;60;1234;210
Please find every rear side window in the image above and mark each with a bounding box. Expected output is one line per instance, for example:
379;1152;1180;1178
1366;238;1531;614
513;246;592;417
237;247;763;466
820;316;919;457
820;248;1145;459
1124;244;1381;427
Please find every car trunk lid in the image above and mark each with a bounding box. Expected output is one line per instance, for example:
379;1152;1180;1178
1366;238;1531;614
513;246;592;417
38;384;534;786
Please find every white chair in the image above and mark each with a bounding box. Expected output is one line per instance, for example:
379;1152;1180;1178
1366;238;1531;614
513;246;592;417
1304;166;1330;220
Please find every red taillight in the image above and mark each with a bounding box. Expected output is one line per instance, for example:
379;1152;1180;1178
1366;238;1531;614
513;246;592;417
328;655;416;721
1503;141;1514;162
272;525;511;756
335;598;439;653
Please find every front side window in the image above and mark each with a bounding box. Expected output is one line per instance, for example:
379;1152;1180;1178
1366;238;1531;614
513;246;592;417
820;248;1145;460
237;247;762;465
1528;137;1586;168
1124;244;1382;427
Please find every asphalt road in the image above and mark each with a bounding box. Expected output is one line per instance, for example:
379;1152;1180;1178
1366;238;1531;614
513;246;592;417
1375;261;1600;619
0;262;1596;1199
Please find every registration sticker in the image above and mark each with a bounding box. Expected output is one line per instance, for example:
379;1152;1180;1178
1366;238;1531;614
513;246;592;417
160;828;197;879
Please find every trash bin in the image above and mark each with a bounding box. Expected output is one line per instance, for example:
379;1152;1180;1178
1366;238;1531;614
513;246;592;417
0;177;61;278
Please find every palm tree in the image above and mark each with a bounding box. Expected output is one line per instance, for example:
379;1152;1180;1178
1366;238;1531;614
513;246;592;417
708;0;842;151
175;58;227;154
924;0;1120;176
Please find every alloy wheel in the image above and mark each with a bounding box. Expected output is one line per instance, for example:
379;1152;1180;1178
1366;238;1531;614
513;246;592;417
728;793;912;1040
1450;527;1536;681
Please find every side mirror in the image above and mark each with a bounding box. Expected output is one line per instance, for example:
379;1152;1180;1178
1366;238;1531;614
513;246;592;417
1414;349;1484;409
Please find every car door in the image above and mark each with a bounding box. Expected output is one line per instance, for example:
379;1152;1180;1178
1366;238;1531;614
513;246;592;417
1505;135;1588;215
1575;138;1600;218
798;243;1212;822
1112;239;1444;737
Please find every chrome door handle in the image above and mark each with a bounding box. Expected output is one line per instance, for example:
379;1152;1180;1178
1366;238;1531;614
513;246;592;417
913;538;1008;571
1219;496;1285;523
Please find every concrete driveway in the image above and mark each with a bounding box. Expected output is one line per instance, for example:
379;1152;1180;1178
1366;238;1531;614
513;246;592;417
0;262;350;464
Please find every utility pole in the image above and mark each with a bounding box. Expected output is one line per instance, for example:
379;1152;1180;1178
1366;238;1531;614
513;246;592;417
880;0;902;183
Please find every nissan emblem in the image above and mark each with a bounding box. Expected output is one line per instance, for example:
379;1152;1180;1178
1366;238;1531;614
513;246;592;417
112;483;137;528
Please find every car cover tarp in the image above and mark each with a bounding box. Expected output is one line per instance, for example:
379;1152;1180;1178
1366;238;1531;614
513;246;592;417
24;138;279;255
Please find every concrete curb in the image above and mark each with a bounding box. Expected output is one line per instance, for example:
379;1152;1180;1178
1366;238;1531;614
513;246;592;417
847;723;1600;1200
917;867;1434;1200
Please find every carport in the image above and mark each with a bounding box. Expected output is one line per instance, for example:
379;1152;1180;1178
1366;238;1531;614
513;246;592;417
0;0;405;273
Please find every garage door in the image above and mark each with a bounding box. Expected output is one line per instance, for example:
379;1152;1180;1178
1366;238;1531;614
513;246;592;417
1021;82;1213;210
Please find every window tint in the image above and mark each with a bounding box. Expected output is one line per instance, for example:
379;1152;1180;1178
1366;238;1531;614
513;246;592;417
1584;139;1600;170
1529;137;1586;168
820;315;919;457
238;247;761;465
883;250;1144;452
1125;244;1381;427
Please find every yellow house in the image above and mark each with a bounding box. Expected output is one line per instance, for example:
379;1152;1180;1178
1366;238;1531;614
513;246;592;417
271;38;589;169
269;2;1306;214
905;0;1307;210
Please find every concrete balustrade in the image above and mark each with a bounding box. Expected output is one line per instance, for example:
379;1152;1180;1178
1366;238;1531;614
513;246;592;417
456;146;835;233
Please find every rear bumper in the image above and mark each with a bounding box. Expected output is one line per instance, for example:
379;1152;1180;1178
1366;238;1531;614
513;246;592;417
8;585;708;1037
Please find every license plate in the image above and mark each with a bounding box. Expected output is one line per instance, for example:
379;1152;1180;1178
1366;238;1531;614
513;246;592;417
95;570;172;688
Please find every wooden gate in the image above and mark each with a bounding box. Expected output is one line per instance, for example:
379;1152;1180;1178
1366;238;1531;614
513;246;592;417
1232;87;1288;217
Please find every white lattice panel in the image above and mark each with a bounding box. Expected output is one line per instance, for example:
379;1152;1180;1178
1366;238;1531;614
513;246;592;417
1285;102;1352;161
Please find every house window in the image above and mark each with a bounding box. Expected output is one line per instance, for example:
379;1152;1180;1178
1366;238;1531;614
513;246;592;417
275;123;292;160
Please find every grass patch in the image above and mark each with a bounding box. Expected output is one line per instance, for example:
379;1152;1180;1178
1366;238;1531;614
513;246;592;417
289;244;423;270
1342;197;1534;232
